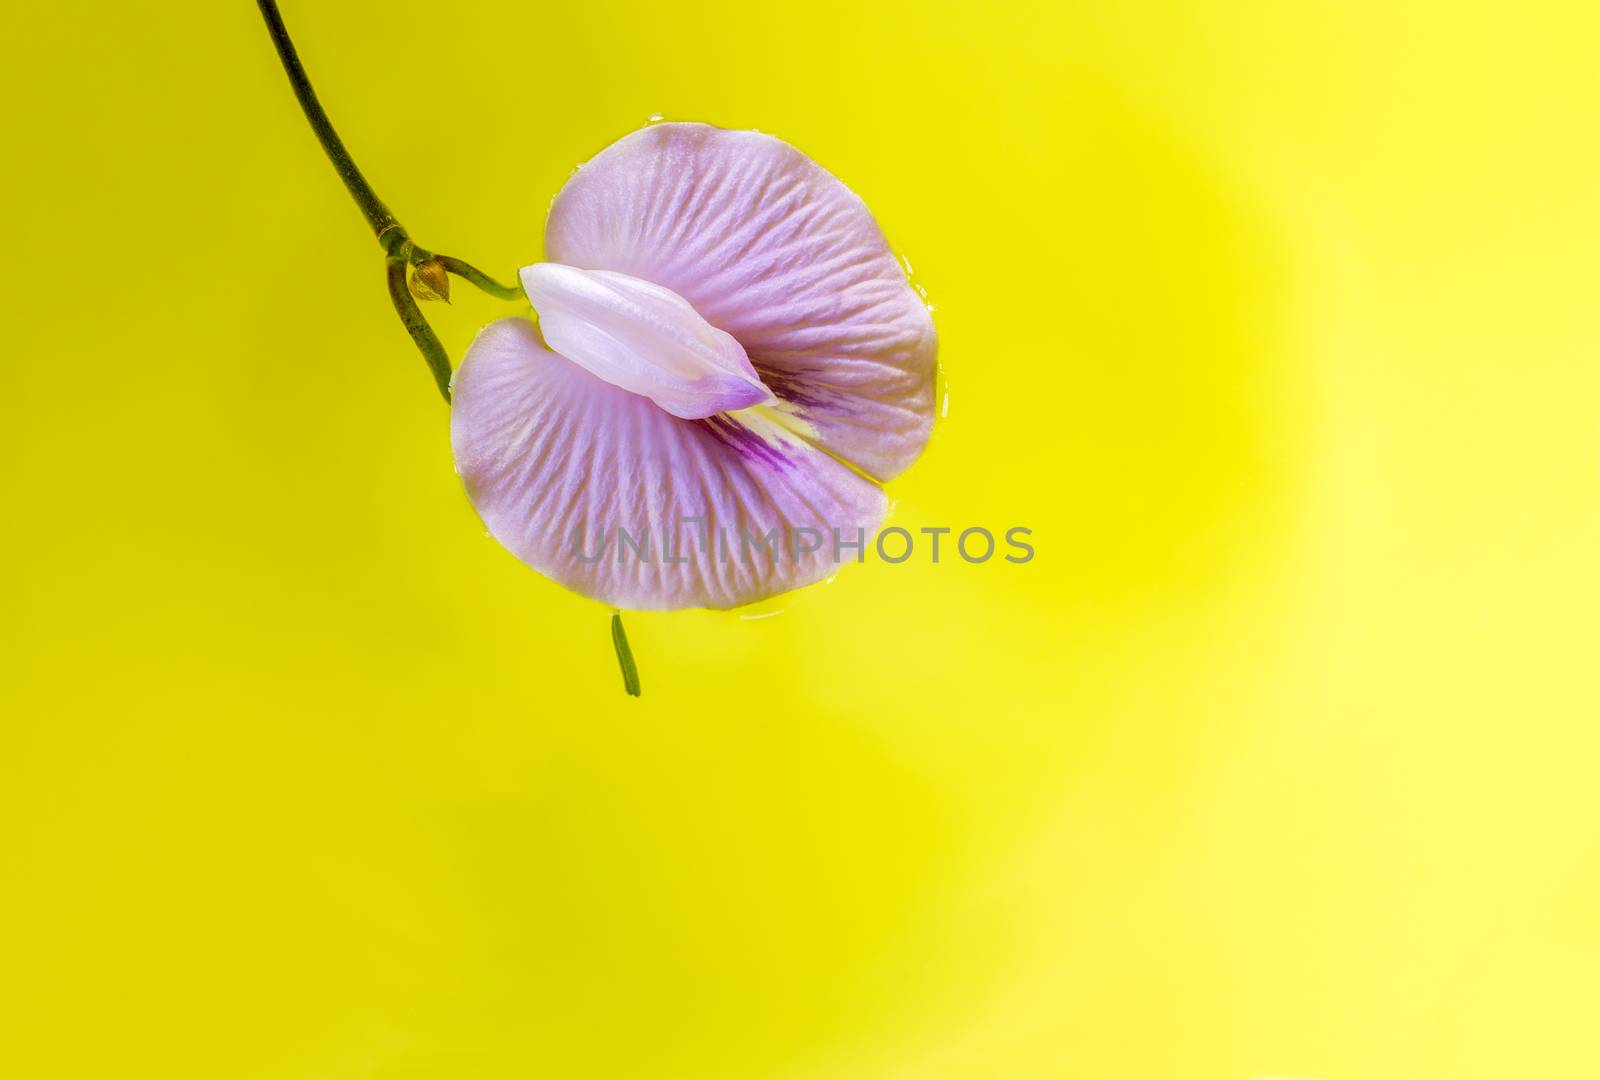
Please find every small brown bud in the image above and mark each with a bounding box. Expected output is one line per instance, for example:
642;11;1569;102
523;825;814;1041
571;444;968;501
408;259;451;303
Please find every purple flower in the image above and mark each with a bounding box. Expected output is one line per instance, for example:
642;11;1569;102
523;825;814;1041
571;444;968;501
451;123;937;609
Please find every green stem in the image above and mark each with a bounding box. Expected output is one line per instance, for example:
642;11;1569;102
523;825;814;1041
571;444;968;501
436;256;524;302
611;613;642;698
260;0;638;697
255;0;520;401
385;259;454;402
256;0;397;241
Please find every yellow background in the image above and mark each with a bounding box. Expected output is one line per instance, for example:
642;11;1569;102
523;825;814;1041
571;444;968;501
6;1;1600;1076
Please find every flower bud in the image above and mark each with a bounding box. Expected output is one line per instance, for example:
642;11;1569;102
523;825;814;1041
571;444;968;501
408;258;451;303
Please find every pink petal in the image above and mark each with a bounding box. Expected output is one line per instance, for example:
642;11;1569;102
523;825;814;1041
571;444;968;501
520;262;774;420
545;122;937;481
451;318;887;610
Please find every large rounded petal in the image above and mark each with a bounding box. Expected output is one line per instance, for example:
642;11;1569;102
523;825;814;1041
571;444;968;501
451;318;887;611
545;122;937;482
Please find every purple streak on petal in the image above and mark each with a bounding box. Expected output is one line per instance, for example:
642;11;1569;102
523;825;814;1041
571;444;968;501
754;367;830;410
698;413;794;472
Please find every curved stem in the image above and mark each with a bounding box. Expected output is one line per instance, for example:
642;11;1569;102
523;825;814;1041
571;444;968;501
256;0;398;241
260;0;636;696
385;259;454;402
436;256;524;301
256;0;522;398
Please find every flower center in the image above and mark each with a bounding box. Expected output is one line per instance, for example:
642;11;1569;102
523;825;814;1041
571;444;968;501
520;262;775;420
